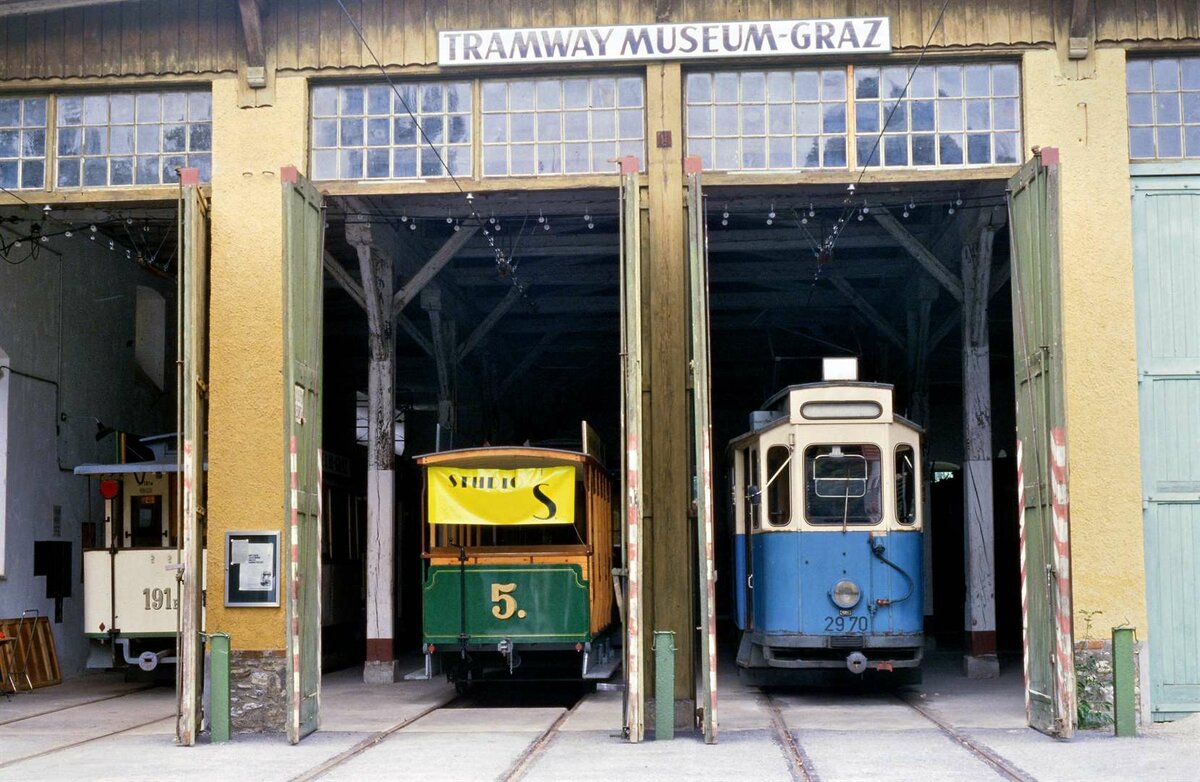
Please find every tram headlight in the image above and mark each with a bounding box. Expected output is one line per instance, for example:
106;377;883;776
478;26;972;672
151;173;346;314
831;579;861;609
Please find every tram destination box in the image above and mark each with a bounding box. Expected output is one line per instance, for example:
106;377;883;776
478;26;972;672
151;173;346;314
224;531;280;607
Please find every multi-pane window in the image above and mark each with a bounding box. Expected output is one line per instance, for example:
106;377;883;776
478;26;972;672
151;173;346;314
685;69;848;171
0;97;48;190
854;63;1021;167
1127;57;1200;159
481;77;644;177
311;82;471;180
56;91;212;188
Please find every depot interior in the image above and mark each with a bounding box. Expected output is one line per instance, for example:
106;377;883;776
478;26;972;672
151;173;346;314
10;174;1020;672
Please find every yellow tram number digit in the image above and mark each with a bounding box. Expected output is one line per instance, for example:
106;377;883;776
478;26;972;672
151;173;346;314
490;582;527;620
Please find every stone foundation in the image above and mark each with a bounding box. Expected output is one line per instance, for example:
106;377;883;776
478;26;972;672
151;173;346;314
229;650;287;734
1075;638;1145;729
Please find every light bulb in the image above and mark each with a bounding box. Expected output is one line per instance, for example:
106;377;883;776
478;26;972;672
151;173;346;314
587;222;594;229
409;222;417;230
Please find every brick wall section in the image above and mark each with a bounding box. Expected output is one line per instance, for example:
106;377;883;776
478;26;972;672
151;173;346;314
229;649;287;734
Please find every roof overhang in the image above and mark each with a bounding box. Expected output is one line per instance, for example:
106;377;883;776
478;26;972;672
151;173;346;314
0;0;135;18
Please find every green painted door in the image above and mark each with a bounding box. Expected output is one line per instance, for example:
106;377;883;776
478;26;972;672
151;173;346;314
685;160;717;744
282;168;324;743
176;173;208;746
1007;149;1075;738
1132;169;1200;720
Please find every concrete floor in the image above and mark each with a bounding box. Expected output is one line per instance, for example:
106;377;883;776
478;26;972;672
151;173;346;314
1;653;1197;781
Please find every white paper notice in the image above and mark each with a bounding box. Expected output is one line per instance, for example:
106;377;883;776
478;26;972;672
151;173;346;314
239;543;274;592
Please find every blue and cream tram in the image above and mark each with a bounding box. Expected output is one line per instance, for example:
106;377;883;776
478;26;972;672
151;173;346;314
729;367;924;682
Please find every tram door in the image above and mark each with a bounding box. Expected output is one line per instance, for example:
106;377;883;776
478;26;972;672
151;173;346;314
282;168;324;743
1007;148;1075;738
685;158;718;744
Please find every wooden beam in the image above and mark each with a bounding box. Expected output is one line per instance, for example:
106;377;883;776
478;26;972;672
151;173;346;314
237;0;266;69
872;208;964;302
827;275;905;350
0;0;123;16
396;312;434;357
498;330;560;395
322;250;366;311
457;282;524;362
391;224;479;316
1068;0;1093;59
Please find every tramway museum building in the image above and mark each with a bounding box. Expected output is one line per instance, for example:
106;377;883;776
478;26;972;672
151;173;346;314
0;0;1197;743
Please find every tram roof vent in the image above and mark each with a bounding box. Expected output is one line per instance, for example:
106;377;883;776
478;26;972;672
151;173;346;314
822;357;859;382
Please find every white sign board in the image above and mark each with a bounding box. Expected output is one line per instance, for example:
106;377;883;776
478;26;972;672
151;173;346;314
439;18;891;67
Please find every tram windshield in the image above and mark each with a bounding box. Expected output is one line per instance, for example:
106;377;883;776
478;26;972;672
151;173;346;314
805;444;882;525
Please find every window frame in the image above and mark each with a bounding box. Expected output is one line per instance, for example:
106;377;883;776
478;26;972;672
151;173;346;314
803;443;884;526
1126;56;1200;161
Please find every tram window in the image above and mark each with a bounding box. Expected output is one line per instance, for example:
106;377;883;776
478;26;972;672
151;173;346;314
895;445;917;524
804;444;882;525
749;450;761;530
765;445;792;526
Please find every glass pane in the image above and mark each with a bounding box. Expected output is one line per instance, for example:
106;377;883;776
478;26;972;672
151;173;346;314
1157;125;1182;157
823;136;846;167
313;119;338;148
714;73;738;103
56;127;80;156
111;125;134;154
83;95;109;125
883;101;907;132
590;79;614;108
618;78;643;107
768;137;791;168
367;86;391;115
686;73;712;103
1128;126;1155;158
189;153;211;182
795;71;819;100
393;147;418;177
911;100;935;131
1185;126;1200;157
510;113;534;142
992;98;1018;130
965;65;990;97
688;138;712;170
1126;60;1152;92
795;136;819;168
447;146;470;176
564;79;590;109
0;130;17;158
56;158;81;187
110;156;133;185
366;148;390;178
482;82;507;112
562;110;588;140
822;70;846;101
741;104;765;135
767;71;792;103
161;155;186;183
110;95;135;124
136;155;161;184
313;87;338;117
447;83;471;113
592;111;615;139
856;101;879;133
741;72;766;102
687;106;712;136
1155;93;1181;125
0;99;19;126
967;133;991;163
395;116;417;145
163;124;187;153
0;160;16;188
937;66;963;97
340;148;363;178
340;118;363;146
536;143;561;173
21;129;45;157
822;103;845;133
1183;93;1200;124
134;93;160;123
768;104;792;135
884;135;908;166
939;134;964;164
366;118;389;146
340;87;364;116
22;98;46;126
714;137;737;169
20;160;43;189
590;141;615;172
966;99;991;130
565;142;589;173
912;134;936;165
537;80;561;110
741;136;765;168
510;143;534;175
857;137;880;166
421;84;444;113
994;132;1019;164
939;99;964;131
482;114;506;143
423;116;444;144
448;115;470;144
911;66;936;98
420;147;444;177
188;92;212;121
79;127;103;155
1182;59;1200;90
1153;59;1180;91
856;68;880;99
715;107;738;136
883;67;909;99
163;93;187;122
795;103;819;134
538;113;561;142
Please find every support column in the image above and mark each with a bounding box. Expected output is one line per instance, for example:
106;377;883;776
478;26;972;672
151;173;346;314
962;223;999;678
348;222;397;684
643;60;694;730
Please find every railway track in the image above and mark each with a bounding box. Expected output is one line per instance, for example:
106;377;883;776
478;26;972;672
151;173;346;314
0;711;175;771
766;690;1036;782
0;684;158;728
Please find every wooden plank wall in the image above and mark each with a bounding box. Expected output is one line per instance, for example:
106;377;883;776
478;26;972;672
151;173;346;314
2;1;1199;83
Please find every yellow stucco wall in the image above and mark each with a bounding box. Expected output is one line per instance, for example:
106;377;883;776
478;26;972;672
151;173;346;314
206;75;309;650
1021;48;1148;637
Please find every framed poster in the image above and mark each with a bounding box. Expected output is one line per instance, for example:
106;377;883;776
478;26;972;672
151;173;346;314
224;531;280;607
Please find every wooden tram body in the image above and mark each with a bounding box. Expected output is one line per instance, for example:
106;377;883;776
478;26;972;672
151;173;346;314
416;445;618;684
729;380;925;682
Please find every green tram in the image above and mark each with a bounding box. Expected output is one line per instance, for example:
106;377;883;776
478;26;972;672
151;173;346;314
416;444;619;687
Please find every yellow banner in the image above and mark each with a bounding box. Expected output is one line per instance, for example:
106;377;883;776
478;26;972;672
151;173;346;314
427;466;576;525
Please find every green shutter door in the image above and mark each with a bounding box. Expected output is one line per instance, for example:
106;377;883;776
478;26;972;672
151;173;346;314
282;168;324;743
1007;148;1076;738
1132;169;1200;720
685;158;717;744
176;171;208;746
